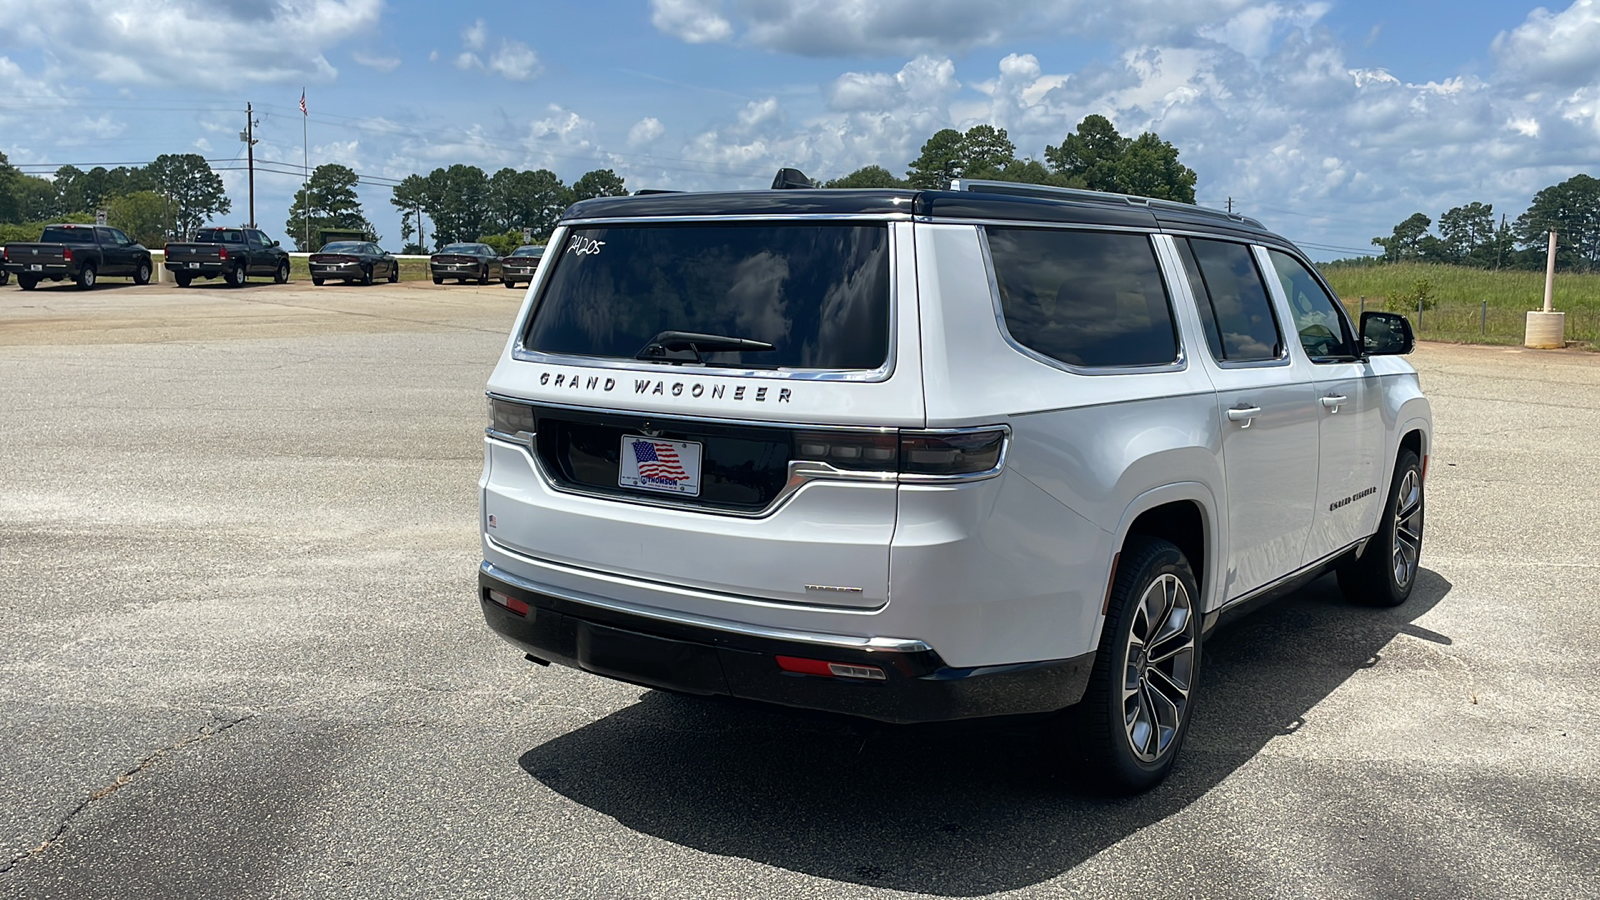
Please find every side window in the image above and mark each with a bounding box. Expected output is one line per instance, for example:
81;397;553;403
987;227;1179;368
1178;238;1283;363
107;228;132;245
246;230;264;248
95;226;115;244
1267;250;1358;361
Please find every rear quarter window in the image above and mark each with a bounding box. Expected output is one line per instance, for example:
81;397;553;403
986;227;1179;369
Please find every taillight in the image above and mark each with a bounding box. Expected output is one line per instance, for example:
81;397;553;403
218;247;228;260
775;656;886;681
62;248;73;262
792;427;1008;479
487;589;529;617
899;429;1007;478
487;396;536;438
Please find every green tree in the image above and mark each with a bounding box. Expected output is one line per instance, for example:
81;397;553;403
108;190;174;247
906;125;1022;188
390;174;430;251
1514;174;1600;272
823;165;908;188
1045;114;1126;192
419;164;490;248
571;169;628;202
487;168;569;240
145;154;230;238
1044;116;1197;202
1438;202;1495;264
906;128;968;189
1371;213;1435;262
285;164;376;250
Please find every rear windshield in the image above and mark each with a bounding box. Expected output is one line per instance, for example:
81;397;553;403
321;242;364;253
522;223;891;370
511;246;544;257
440;244;482;254
40;227;97;244
193;229;244;243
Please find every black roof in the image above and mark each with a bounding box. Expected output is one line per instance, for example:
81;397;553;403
561;188;1288;247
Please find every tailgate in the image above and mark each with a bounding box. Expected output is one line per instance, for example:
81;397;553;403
6;245;66;264
166;245;220;263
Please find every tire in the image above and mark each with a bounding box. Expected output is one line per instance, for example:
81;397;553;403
133;260;152;285
432;276;443;285
361;265;374;286
0;269;9;286
1337;448;1424;607
75;265;97;290
18;274;38;291
478;267;490;285
1066;536;1201;794
274;261;290;284
387;262;399;283
312;277;324;286
174;273;192;288
503;279;517;289
226;264;246;288
457;278;468;285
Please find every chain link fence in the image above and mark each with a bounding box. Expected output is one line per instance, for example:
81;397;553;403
1341;297;1600;347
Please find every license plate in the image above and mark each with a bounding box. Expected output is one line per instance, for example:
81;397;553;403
619;435;702;496
29;264;41;271
187;262;200;269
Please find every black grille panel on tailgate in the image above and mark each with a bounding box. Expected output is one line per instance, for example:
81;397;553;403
532;405;792;512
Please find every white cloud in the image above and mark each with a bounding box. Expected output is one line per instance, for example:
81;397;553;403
352;50;401;73
0;0;380;85
1492;0;1600;87
650;0;733;43
628;117;666;146
452;18;541;81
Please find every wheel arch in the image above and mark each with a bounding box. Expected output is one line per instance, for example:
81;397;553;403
1109;482;1222;615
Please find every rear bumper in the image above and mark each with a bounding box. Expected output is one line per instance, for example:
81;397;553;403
166;261;225;275
311;263;364;277
478;561;1093;724
4;263;73;277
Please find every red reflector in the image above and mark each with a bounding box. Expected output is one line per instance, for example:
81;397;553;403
775;656;885;680
488;589;529;617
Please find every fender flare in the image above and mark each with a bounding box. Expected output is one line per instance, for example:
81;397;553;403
1106;481;1224;616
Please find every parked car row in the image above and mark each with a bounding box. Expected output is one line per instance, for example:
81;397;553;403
4;224;550;292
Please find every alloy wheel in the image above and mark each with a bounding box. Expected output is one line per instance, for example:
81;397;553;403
1122;573;1196;763
1392;469;1423;588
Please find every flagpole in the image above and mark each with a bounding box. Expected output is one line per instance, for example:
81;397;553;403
301;87;309;252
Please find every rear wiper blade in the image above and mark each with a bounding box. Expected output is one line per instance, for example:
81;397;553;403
635;330;776;364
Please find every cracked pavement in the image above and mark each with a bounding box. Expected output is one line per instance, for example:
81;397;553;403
1;283;1598;898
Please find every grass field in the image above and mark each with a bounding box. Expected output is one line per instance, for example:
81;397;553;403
1321;262;1600;347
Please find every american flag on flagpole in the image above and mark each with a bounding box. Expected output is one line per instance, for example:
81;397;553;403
632;440;689;483
299;90;307;115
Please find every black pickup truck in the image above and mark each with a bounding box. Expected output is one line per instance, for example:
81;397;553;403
164;227;291;287
2;224;154;290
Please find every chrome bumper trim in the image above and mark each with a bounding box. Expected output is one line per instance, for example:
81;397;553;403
479;560;930;653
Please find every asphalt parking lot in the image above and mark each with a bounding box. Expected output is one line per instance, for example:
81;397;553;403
1;280;1597;899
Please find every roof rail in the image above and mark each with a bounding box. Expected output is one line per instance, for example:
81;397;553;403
948;178;1263;228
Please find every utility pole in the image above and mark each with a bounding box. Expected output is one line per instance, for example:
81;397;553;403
1495;213;1507;271
416;199;425;252
241;102;260;228
1226;197;1234;214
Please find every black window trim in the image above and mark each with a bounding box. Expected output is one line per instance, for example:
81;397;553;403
509;219;904;385
1261;245;1365;365
1172;235;1291;370
978;224;1188;377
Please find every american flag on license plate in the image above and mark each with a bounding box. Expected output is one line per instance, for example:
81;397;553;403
632;440;689;483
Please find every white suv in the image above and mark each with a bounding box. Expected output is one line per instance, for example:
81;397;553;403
478;175;1431;793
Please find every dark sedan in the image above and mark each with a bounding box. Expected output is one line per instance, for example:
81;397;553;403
308;241;398;286
430;243;502;285
500;244;545;289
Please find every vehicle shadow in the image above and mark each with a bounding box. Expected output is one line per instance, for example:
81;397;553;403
517;569;1451;896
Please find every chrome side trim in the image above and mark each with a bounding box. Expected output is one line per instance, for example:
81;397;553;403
559;213;914;226
480;560;932;653
486;392;901;433
1216;539;1363;612
976;225;1188;376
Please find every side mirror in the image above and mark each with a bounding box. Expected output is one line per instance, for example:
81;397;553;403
270;240;280;247
1360;311;1415;356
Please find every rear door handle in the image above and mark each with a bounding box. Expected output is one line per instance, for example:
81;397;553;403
1226;406;1262;427
1320;394;1348;411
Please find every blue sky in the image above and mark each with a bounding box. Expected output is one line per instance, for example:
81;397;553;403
1;0;1596;258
